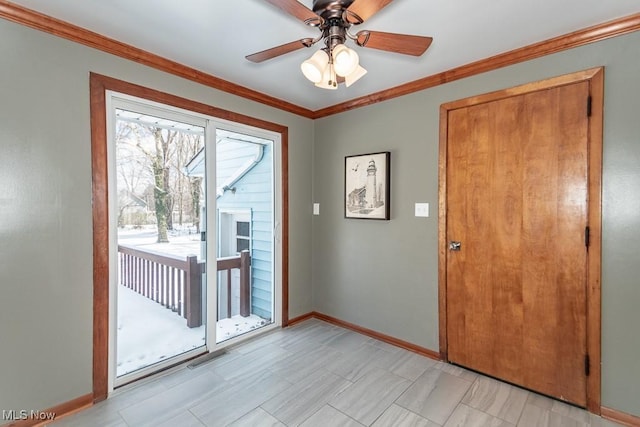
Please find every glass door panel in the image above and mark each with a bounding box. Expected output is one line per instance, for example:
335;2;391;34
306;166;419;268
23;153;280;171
214;128;275;343
114;106;207;380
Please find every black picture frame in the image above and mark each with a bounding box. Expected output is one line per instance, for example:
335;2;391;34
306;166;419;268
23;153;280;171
344;151;390;220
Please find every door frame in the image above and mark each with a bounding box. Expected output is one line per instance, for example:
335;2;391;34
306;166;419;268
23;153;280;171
90;73;290;402
437;67;604;413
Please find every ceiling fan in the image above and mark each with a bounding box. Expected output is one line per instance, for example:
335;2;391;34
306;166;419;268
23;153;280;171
246;0;433;89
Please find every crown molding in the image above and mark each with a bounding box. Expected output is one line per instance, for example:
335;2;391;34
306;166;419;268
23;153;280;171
312;12;640;118
0;0;315;119
1;1;639;119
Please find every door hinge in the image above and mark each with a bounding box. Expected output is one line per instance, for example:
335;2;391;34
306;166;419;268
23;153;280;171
587;96;592;117
585;226;590;248
585;354;590;376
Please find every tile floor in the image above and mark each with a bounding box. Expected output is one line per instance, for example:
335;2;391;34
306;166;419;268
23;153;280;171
51;319;623;427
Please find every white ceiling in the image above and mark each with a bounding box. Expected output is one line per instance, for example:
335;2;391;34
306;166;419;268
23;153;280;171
8;0;640;111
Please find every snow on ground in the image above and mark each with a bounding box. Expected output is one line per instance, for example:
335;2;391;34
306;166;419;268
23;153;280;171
117;285;205;377
118;225;202;259
116;225;270;377
117;285;269;376
216;315;269;342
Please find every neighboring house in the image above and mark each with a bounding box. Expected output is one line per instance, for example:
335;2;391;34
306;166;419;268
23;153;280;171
117;190;149;227
184;133;273;321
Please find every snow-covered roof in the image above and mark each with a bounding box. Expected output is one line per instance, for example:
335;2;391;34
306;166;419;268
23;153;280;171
184;130;271;198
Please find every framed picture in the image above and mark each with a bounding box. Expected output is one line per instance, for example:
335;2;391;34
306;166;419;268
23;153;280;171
345;151;390;220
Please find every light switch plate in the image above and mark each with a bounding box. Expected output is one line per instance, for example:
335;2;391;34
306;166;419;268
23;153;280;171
415;203;429;217
313;203;320;215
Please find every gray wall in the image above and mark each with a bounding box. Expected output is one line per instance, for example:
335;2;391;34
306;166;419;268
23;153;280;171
0;19;314;412
2;10;639;419
312;32;640;416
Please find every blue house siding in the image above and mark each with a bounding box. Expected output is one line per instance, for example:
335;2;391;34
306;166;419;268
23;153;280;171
217;141;273;320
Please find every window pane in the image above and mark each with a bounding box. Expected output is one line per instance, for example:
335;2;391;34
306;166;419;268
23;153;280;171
236;221;250;237
237;238;249;252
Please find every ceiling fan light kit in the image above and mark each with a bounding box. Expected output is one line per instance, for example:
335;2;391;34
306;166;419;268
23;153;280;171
345;64;367;87
315;64;339;90
332;44;359;77
248;0;432;90
301;49;329;83
303;43;364;90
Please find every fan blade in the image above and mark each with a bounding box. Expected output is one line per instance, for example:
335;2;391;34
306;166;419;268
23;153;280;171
356;31;433;56
246;39;312;63
262;0;321;25
345;0;393;24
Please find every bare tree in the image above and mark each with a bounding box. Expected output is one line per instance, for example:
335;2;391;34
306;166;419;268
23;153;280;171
190;176;203;233
115;114;204;243
169;133;203;228
148;127;176;242
115;121;151;227
115;121;174;243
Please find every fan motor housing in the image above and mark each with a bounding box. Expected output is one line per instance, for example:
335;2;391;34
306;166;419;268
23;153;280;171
313;0;355;20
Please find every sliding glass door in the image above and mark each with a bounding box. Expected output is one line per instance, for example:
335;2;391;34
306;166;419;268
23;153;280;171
108;94;282;388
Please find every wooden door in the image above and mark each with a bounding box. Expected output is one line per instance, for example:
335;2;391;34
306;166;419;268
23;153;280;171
445;81;590;406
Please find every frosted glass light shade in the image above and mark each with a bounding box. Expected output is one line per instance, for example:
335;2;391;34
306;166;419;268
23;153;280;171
345;65;367;87
301;50;329;83
332;44;359;77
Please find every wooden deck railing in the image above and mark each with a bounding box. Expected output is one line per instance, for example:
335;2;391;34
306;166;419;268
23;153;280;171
217;253;251;319
118;245;250;328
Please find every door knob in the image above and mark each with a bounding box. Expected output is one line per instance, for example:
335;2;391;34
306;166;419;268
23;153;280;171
449;241;461;251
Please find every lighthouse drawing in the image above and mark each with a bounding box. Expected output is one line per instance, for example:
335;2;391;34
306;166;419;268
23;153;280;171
345;152;390;219
365;159;378;208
